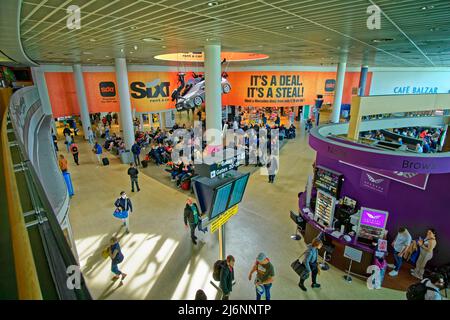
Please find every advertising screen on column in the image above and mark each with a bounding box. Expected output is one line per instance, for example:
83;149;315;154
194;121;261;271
227;173;250;208
210;183;233;220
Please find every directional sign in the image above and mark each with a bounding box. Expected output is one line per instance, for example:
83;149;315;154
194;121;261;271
210;205;239;233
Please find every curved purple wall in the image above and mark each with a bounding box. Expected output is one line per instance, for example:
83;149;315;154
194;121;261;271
314;155;450;267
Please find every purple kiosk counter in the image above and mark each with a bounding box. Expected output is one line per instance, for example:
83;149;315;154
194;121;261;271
299;119;450;291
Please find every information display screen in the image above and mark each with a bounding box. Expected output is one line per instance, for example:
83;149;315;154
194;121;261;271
210;183;233;220
228;174;250;208
314;166;343;198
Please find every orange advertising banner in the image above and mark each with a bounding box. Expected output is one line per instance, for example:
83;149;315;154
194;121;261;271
45;70;371;118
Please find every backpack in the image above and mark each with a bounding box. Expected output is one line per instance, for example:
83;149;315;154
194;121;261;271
213;260;226;281
406;280;438;300
72;146;78;153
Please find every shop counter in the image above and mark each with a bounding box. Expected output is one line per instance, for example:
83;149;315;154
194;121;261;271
300;208;375;278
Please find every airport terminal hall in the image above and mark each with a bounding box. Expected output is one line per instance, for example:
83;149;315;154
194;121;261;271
2;0;450;307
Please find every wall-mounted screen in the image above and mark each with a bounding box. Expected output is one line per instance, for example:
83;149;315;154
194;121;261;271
210;183;233;220
228;173;250;208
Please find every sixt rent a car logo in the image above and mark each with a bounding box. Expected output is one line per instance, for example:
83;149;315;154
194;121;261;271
324;79;336;92
130;79;170;99
99;82;116;97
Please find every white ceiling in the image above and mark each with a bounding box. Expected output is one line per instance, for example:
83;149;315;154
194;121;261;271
19;0;450;67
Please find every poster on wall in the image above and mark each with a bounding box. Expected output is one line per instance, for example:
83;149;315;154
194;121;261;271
44;70;372;117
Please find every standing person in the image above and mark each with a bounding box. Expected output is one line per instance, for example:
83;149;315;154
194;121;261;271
87;126;95;145
219;255;235;300
59;154;68;173
183;198;206;245
195;290;207;300
411;228;437;280
248;252;275;300
131;141;141;167
423;273;445;300
298;238;322;291
63;125;72;138
108;236;127;286
114;191;133;234
106;112;112;127
65;134;73;152
127;163;140;192
69;140;79;165
389;227;412;277
267;154;278;184
93;141;103;165
105;125;111;139
275;114;281;127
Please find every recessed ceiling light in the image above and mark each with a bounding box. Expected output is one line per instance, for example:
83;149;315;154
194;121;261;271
208;1;219;6
134;45;138;50
325;38;332;41
130;26;137;30
161;45;166;48
421;5;434;10
105;55;110;58
129;51;133;54
430;27;440;32
372;38;395;43
87;58;91;61
83;51;92;55
142;37;163;42
120;49;124;52
89;38;96;42
285;26;294;30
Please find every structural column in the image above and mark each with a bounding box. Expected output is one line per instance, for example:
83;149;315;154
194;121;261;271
31;67;57;134
331;56;348;123
204;44;222;134
114;58;134;150
358;65;369;96
73;64;91;139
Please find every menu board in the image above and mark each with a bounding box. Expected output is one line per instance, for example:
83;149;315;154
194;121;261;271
315;190;336;227
357;207;388;241
314;166;343;198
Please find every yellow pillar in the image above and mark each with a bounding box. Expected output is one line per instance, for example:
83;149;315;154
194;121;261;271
347;96;362;141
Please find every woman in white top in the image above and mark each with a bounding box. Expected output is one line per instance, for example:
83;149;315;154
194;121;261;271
411;228;437;279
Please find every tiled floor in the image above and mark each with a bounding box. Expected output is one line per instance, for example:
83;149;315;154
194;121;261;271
60;117;405;300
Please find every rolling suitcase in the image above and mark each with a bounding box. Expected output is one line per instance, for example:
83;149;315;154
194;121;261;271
102;157;109;166
181;179;190;191
141;160;148;168
63;172;74;197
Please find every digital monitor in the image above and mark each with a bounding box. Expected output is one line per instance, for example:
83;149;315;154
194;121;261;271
227;173;250;208
209;183;233;220
359;207;389;229
343;196;356;209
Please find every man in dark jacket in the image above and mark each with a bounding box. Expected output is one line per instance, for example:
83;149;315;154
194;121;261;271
127;163;140;192
183;198;205;245
115;191;133;233
220;255;235;300
131;142;141;167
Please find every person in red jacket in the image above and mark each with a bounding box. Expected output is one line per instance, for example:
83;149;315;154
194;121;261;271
69;138;79;165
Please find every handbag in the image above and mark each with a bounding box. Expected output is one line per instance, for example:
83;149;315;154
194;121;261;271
101;247;110;259
291;251;310;280
113;209;129;219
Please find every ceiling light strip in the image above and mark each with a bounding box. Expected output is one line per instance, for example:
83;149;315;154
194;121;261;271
258;0;416;66
368;0;435;67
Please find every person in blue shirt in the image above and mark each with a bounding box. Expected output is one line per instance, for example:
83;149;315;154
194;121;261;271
114;191;133;233
92;141;103;165
389;227;412;277
299;238;323;291
108;236;127;286
131;142;141;166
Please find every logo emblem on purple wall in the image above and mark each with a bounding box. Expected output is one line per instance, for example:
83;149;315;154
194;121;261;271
360;171;390;195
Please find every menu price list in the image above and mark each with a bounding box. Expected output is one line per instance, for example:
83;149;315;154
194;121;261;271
315;191;334;227
314;166;342;198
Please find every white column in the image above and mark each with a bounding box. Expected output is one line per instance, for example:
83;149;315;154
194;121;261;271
73;64;91;139
204;44;222;133
114;58;134;149
31;67;57;133
331;57;348;123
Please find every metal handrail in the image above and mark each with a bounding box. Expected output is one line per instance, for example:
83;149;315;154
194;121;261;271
0;87;42;299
